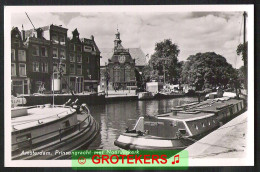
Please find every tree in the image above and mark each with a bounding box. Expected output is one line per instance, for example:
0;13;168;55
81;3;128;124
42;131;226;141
146;39;181;84
236;41;247;89
181;52;238;91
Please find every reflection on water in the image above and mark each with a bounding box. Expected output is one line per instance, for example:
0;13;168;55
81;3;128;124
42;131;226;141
88;97;197;150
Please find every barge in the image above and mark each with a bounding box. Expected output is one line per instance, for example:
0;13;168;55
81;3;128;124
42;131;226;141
138;92;155;100
114;91;245;150
155;91;185;99
11;100;100;160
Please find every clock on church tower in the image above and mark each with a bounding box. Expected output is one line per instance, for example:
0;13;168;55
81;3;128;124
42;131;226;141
118;55;126;63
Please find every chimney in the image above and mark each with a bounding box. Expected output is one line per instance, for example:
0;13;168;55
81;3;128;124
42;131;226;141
91;35;94;41
21;25;25;41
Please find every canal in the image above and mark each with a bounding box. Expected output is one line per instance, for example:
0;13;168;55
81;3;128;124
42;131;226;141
88;97;197;150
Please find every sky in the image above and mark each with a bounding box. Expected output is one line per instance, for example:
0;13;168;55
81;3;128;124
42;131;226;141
11;12;246;68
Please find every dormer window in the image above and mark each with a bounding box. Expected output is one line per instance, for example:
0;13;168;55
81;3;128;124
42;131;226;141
84;45;92;52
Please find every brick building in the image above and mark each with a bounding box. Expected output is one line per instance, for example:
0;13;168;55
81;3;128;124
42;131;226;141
99;30;148;91
11;27;30;95
68;29;101;93
81;36;100;92
11;24;101;95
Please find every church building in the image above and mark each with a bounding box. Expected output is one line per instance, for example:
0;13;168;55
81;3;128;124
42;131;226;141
100;30;148;91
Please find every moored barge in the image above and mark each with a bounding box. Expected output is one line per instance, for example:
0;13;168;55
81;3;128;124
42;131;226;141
138;92;155;100
11;101;100;160
114;92;245;150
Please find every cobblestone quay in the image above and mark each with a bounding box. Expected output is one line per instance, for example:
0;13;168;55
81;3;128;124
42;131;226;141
22;93;105;106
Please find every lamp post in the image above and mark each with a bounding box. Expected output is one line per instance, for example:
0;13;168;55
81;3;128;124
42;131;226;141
105;62;110;96
76;77;78;94
52;71;55;107
158;53;171;85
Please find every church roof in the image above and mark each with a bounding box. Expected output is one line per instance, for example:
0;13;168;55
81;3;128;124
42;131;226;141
100;48;148;67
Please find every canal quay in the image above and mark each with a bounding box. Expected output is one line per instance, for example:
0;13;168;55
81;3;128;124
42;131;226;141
184;111;247;158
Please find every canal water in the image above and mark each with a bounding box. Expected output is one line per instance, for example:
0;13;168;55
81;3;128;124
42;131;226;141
88;97;197;150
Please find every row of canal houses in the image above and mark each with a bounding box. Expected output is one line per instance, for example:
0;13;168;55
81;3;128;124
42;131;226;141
11;24;101;95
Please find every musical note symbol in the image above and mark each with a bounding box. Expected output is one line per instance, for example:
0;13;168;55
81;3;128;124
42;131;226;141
172;154;179;164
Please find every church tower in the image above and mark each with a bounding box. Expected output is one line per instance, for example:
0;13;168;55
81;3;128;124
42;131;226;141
114;29;122;49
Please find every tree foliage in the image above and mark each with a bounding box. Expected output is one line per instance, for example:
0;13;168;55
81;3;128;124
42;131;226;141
142;39;181;84
236;41;248;64
236;41;247;89
181;52;238;90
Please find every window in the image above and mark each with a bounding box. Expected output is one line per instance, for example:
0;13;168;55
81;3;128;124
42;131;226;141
84;45;92;52
19;63;26;76
76;45;82;52
60;49;66;59
86;56;89;63
70;53;75;62
77;54;82;63
13;39;20;47
87;69;91;79
11;63;16;76
69;44;74;51
114;66;120;82
41;47;48;57
42;62;48;73
32;45;39;56
33;62;39;72
60;35;66;45
52;34;58;44
97;60;99;68
53;48;58;58
60;63;66;74
11;49;15;61
12;80;29;95
61;120;70;129
70;63;75;74
18;50;26;61
125;65;131;82
77;64;82;75
53;63;58;73
16;133;31;148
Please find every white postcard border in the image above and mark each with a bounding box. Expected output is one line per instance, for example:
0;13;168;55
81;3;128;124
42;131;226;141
4;5;254;167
